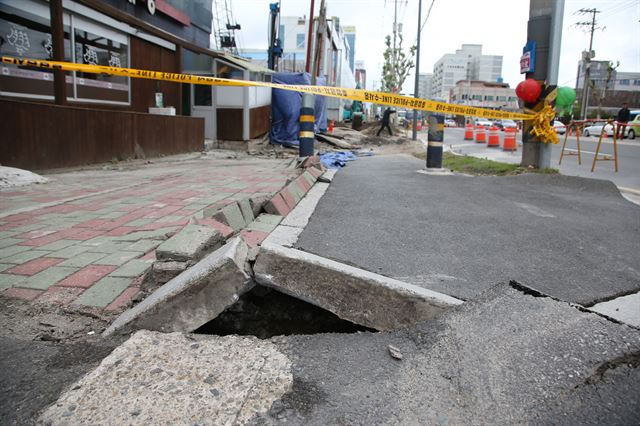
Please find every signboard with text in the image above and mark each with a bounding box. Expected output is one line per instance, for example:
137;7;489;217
520;41;536;74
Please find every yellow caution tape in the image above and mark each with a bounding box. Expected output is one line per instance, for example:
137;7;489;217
0;56;557;142
529;104;559;144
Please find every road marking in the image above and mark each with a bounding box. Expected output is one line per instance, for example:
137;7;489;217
563;148;611;157
515;202;556;218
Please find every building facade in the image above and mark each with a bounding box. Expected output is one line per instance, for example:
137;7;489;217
431;44;502;102
343;25;355;72
1;0;272;170
575;60;640;115
417;73;432;99
449;80;518;110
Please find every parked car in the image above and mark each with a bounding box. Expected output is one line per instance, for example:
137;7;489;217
582;121;635;137
627;114;640;139
498;119;517;131
582;122;614;137
444;119;457;127
553;121;566;134
474;118;493;127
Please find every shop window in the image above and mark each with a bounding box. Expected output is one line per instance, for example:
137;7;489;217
73;19;128;103
194;84;212;106
296;33;305;48
0;0;129;104
0;0;71;99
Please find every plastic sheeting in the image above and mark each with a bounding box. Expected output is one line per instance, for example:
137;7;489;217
270;73;327;147
319;151;357;169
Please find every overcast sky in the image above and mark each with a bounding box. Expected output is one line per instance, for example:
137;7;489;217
231;0;640;92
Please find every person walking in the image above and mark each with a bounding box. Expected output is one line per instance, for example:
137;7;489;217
616;102;630;140
377;107;395;136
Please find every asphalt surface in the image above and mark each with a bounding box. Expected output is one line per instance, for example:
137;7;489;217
295;155;640;305
260;284;640;424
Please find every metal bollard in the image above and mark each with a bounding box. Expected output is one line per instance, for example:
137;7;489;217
426;114;444;168
299;93;315;158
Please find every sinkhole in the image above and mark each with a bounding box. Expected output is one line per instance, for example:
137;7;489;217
195;285;375;339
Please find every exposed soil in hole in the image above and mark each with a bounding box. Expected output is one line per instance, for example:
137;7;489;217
195;286;375;338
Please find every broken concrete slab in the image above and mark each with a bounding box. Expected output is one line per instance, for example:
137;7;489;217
249;194;273;217
104;238;252;335
264;193;290;216
155;225;223;263
40;330;292;425
247;214;283;234
238;198;255;225
212;202;246;231
254;242;462;331
150;261;188;286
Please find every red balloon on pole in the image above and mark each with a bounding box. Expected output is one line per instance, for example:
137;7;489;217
515;78;542;103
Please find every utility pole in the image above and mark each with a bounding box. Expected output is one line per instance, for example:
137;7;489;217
411;0;422;141
312;0;327;84
575;8;601;119
521;0;564;169
392;0;398;92
49;0;66;105
305;0;315;73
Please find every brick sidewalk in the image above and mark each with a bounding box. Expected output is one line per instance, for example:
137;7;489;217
0;155;296;311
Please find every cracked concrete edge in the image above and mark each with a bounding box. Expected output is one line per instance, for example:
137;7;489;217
258;242;463;307
588;291;640;328
103;237;251;336
263;169;336;248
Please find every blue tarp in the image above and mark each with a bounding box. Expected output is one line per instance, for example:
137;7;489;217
270;73;327;147
319;151;357;169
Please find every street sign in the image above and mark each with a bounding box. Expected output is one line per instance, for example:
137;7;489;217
520;41;536;74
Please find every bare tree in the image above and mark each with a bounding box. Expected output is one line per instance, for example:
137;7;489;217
381;34;416;93
590;60;619;119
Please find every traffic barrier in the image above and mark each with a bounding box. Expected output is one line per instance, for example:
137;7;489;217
464;123;474;140
328;120;335;133
475;125;486;143
487;125;500;147
503;127;517;151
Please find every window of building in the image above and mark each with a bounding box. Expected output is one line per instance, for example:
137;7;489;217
472;95;482;100
497;96;507;101
296;33;305;48
0;0;130;104
484;95;494;101
508;96;517;101
620;79;630;85
634;79;640;86
193;84;211;106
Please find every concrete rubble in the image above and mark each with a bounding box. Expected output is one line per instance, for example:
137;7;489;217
39;330;293;425
104;237;252;335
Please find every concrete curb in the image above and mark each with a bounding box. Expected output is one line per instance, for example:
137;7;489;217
254;242;463;331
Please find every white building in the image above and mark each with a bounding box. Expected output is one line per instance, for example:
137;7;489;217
417;73;432;99
431;44;502;102
450;80;518;110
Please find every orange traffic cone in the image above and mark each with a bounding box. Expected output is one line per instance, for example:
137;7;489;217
487;125;500;147
503;127;517;151
475;125;486;143
328;120;335;133
464;123;474;140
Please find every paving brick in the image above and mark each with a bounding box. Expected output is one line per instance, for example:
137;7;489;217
46;244;90;259
156;225;223;262
37;286;84;305
9;223;46;233
94;251;144;266
105;227;137;237
279;189;297;210
109;259;153;278
302;170;317;186
112;228;180;242
0;245;32;259
263;193;290;216
21;267;79;290
127;239;162;253
105;287;139;311
84;241;132;254
0;273;25;290
0;238;26;249
0;264;13;273
2;250;50;264
197;218;234;238
3;287;43;301
239;230;269;248
213;203;246;231
141;250;156;260
72;277;131;308
296;175;312;192
126;218;155;227
288;181;306;202
58;252;107;268
57;265;118;288
7;257;64;276
238;198;255;224
247;214;283;233
307;166;323;178
37;239;78;251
